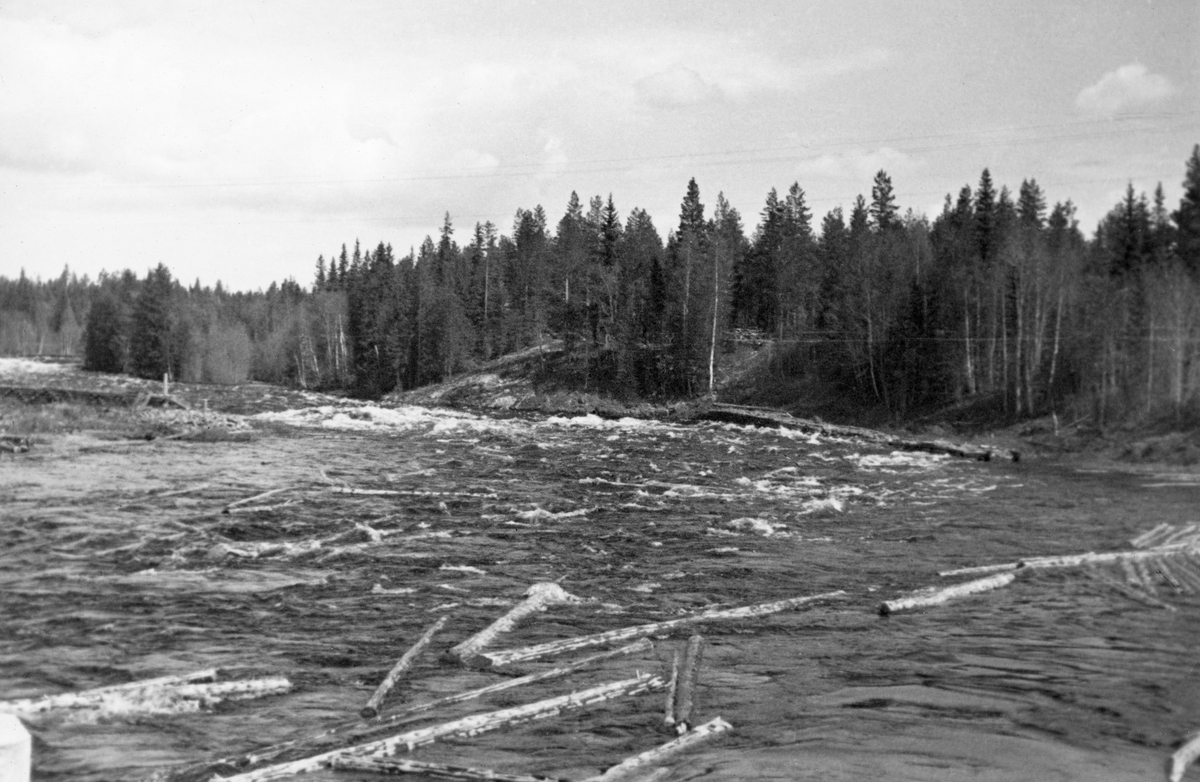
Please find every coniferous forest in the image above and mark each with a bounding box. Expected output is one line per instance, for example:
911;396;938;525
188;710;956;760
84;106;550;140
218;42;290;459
4;146;1200;426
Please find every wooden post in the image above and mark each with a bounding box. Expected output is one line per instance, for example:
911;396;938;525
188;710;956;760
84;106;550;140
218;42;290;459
361;616;448;719
662;649;681;728
480;591;846;668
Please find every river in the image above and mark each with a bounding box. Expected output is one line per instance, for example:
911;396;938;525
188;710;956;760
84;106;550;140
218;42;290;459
2;400;1198;781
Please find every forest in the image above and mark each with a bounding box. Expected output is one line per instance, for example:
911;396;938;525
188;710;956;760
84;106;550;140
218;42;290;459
3;144;1200;426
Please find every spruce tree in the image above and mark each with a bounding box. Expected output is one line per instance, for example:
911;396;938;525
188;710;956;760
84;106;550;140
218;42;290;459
1173;144;1200;274
129;264;176;379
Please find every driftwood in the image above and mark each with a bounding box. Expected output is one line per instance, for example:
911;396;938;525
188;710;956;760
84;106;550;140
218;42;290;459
361;616;449;719
0;669;218;715
879;573;1015;616
159;640;654;781
670;635;704;733
221;674;665;782
1;675;290;718
449;583;582;664
662;648;681;727
1171;731;1200;782
701;403;1018;461
223;487;299;513
479;590;846;668
330;756;569;781
1132;522;1172;548
940;544;1200;579
0;435;31;453
579;717;733;782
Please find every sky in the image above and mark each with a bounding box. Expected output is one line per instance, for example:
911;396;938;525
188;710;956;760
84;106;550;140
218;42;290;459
1;1;1198;292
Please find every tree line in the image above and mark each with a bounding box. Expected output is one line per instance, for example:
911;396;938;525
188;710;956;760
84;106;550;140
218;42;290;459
2;144;1199;424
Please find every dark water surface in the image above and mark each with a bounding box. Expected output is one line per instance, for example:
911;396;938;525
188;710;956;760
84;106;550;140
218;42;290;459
2;405;1198;781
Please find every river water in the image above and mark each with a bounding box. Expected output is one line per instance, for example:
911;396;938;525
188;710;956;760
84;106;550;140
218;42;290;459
2;400;1199;781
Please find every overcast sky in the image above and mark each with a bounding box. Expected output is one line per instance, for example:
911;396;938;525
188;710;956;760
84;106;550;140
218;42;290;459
2;1;1197;291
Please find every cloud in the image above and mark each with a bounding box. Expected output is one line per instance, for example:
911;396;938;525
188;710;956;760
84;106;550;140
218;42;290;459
794;146;918;182
1076;63;1175;116
634;65;723;108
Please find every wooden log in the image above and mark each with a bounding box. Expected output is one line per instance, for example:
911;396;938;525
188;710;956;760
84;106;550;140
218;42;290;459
449;583;582;664
1131;522;1172;548
1120;558;1141;586
1162;522;1200;547
224;501;300;515
1166;554;1200;593
1170;730;1200;782
662;648;681;727
361;616;449;719
330;756;569;781
223;487;298;513
1133;559;1159;594
1082;567;1177;612
149;641;652;782
938;562;1020;578
220;674;665;782
479;591;846;668
579;717;732;782
1018;547;1200;570
0;669;218;715
879;573;1015;616
671;635;704;733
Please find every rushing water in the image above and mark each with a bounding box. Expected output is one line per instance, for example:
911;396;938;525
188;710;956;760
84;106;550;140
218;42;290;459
2;402;1199;781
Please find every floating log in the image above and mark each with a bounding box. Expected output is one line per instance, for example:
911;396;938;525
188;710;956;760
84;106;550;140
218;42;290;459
1166;554;1200;593
361;617;449;719
0;669;218;715
879;573;1015;616
479;591;846;668
662;649;681;728
1082;568;1176;612
1162;523;1200;547
1131;522;1172;548
701;403;1018;461
224;501;299;515
330;756;569;781
579;717;733;782
1018;546;1200;570
449;583;582;664
670;635;704;733
938;562;1020;578
154;641;654;781
1133;559;1159;594
223;487;298;513
1171;731;1200;782
221;674;665;782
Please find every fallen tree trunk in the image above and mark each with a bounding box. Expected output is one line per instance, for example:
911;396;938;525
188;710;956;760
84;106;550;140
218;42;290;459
1171;731;1200;782
662;648;681;728
0;669;218;715
361;616;449;718
223;487;299;513
330;756;569;781
579;717;732;782
940;543;1200;579
149;641;654;782
879;573;1015;616
478;591;846;668
448;583;582;664
670;635;704;733
1132;522;1172;548
220;674;665;782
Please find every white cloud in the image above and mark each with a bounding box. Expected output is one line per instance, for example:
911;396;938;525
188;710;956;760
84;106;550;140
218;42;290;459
1076;63;1175;116
794;146;919;181
635;65;723;108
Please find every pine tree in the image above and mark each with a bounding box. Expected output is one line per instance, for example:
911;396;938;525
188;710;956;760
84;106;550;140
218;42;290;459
83;293;126;372
1017;179;1047;228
